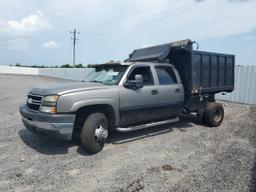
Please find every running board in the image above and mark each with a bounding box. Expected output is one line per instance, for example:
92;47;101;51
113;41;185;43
116;117;180;132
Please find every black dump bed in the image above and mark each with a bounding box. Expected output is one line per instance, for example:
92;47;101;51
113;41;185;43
126;39;235;99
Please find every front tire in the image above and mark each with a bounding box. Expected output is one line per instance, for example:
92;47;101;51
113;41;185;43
80;113;108;154
204;102;224;127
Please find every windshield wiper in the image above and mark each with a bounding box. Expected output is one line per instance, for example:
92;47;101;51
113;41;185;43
89;80;104;84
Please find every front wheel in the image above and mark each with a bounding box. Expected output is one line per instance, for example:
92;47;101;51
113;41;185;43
80;113;108;154
204;102;224;127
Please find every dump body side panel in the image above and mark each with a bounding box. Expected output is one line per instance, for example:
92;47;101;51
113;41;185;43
191;51;235;94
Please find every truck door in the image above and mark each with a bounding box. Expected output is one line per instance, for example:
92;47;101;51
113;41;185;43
119;65;158;126
154;65;184;117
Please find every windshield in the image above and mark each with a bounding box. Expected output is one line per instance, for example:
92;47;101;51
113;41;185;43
84;64;128;85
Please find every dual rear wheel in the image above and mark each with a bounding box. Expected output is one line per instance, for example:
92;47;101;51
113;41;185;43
197;102;224;127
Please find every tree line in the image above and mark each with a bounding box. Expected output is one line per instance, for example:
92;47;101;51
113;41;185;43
11;63;95;68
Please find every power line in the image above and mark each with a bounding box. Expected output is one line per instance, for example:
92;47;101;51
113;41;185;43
76;0;219;37
78;3;197;37
77;0;180;32
77;3;198;36
69;29;80;68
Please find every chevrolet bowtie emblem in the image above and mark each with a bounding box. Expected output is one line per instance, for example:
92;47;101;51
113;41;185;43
27;98;33;104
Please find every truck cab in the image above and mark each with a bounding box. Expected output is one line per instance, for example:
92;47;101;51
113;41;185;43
118;62;184;126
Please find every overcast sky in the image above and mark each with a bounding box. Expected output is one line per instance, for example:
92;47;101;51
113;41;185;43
0;0;256;66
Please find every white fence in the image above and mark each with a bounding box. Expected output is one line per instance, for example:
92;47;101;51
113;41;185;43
216;65;256;105
0;65;255;104
0;65;39;75
0;66;94;81
38;68;94;81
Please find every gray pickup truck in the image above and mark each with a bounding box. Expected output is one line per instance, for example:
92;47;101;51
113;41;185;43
20;39;235;153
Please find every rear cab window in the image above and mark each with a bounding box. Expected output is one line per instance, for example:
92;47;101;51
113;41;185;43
155;66;177;85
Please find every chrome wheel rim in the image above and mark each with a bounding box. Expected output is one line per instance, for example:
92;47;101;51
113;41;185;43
95;124;108;144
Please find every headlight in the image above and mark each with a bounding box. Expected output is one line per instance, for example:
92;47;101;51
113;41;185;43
43;95;59;103
39;95;59;114
39;106;56;114
41;95;59;106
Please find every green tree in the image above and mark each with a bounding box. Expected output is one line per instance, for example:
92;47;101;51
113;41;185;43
75;63;84;68
60;64;72;68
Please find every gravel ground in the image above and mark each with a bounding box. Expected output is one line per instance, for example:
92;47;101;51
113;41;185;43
0;74;255;192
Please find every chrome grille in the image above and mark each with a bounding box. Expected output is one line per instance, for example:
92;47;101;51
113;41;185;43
27;94;43;111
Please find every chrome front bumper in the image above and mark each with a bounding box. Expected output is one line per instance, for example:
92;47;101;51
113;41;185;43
20;105;75;140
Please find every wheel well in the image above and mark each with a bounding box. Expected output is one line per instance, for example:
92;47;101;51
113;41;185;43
73;104;116;137
196;94;216;112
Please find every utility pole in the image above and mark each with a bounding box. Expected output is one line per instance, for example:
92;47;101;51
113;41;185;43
70;29;80;68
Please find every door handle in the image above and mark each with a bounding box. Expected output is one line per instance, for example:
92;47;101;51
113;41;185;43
151;90;158;95
175;88;180;93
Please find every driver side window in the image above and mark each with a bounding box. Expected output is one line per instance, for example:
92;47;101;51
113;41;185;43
128;66;154;86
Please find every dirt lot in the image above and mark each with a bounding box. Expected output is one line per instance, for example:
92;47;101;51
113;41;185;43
0;74;255;192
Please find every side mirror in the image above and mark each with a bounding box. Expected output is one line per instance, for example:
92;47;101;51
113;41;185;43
124;74;143;89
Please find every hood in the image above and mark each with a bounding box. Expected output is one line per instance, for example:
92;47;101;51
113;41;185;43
29;82;110;96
